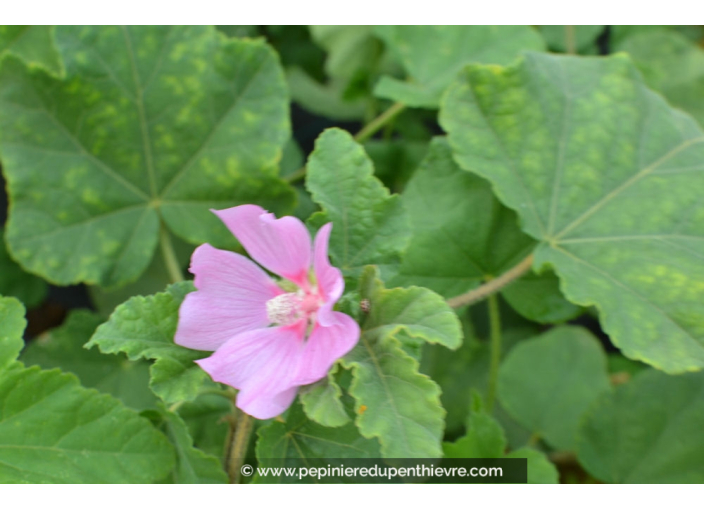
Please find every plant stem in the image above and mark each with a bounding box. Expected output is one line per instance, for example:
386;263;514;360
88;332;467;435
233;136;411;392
226;410;254;484
565;25;576;54
354;102;406;143
447;253;534;309
159;225;184;283
283;102;407;185
486;293;502;413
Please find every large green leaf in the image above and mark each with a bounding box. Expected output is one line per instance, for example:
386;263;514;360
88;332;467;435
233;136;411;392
497;326;611;451
0;228;47;308
390;138;580;324
86;281;208;403
340;266;460;458
0;296;25;370
159;407;228;484
0;25;62;76
615;28;704;128
374;26;544;108
256;400;381;482
0;365;175;483
306;128;411;279
442;52;704;373
577;369;704;483
21;309;156;410
177;393;231;459
0;25;294;287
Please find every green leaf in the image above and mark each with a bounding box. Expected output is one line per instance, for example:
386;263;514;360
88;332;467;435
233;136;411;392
500;270;582;324
0;365;175;483
390;138;578;324
540;25;604;54
160;407;228;484
338;266;458;458
364;139;428;192
0;296;25;370
299;365;351;427
343;331;445;458
442;396;558;484
306;128;411;279
497;326;611;451
441;52;704;373
177;394;231;459
615;28;704;128
0;25;63;76
506;448;559;484
256;400;380;470
443;396;506;459
286;67;367;120
21;309;156;410
577;369;704;483
309;25;381;83
374;26;544;107
0;25;294;287
0;228;48;308
86;281;208;403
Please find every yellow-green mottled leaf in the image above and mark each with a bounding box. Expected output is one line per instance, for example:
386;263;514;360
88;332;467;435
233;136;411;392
0;228;47;309
0;26;294;287
442;52;704;373
391;138;580;324
0;25;63;76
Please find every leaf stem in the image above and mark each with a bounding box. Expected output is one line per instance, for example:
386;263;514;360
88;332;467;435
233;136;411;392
565;25;576;54
486;293;502;413
159;225;184;283
447;253;534;308
226;410;254;484
354;101;406;143
283;102;407;185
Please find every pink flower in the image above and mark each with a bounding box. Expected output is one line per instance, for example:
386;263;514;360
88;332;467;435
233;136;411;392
175;205;360;419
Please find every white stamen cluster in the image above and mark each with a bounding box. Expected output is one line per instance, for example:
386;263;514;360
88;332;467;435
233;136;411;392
266;293;301;325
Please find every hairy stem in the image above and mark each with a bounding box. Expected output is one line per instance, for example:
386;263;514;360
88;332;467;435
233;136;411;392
447;253;534;308
159;225;184;283
486;293;502;412
226;410;254;484
354;101;406;143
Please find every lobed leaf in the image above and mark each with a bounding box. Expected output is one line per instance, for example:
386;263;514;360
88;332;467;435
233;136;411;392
0;296;26;370
0;25;294;287
306;128;411;279
86;281;208;403
442;52;704;373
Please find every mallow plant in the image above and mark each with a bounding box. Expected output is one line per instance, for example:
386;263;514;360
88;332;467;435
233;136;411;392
1;24;703;484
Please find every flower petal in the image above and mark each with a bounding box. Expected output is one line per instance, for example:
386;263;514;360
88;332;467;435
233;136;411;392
175;244;281;352
295;312;360;386
313;223;344;327
196;325;305;419
212;205;311;287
